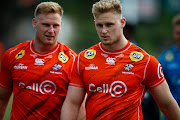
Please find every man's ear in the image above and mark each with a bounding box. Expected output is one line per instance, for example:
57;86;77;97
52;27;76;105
32;18;37;28
121;17;126;28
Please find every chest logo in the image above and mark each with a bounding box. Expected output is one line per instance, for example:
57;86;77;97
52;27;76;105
89;81;127;98
15;50;25;59
106;57;116;65
124;64;134;71
84;49;96;59
58;52;69;63
130;51;144;62
52;64;62;71
50;64;62;74
85;64;98;70
34;58;44;65
122;64;134;74
19;80;56;95
14;63;28;69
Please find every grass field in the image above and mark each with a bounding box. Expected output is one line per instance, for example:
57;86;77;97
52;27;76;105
3;95;13;120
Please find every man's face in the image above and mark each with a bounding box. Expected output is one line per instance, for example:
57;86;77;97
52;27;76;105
173;24;180;47
32;13;62;46
94;11;125;46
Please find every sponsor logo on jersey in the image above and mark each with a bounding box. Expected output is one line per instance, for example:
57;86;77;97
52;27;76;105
115;54;124;58
122;64;134;74
52;64;62;71
106;57;116;65
165;51;174;62
30;54;37;58
101;53;108;57
89;81;127;97
84;49;96;59
15;50;25;59
34;58;44;65
85;64;98;70
19;80;56;94
130;51;144;62
157;63;164;79
45;55;53;59
14;63;28;69
58;52;69;63
50;64;62;74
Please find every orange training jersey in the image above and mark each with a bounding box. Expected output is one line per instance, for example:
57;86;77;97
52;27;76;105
70;41;165;120
0;40;77;120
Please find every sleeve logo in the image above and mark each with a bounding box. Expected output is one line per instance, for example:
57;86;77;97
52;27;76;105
15;50;25;59
157;63;164;79
130;51;144;62
84;49;96;59
58;52;69;63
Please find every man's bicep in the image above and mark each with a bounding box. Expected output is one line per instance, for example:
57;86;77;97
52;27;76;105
61;86;86;119
149;80;175;109
66;86;86;105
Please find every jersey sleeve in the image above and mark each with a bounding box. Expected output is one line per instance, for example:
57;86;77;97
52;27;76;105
143;55;165;89
0;49;13;89
65;50;77;80
69;54;84;88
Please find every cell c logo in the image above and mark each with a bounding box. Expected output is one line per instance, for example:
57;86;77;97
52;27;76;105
39;80;56;94
109;81;127;97
89;81;127;98
157;63;164;79
19;80;56;95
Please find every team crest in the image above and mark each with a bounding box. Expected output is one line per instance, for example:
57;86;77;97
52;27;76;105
15;50;25;59
165;51;174;62
58;52;69;63
130;51;144;62
84;49;96;59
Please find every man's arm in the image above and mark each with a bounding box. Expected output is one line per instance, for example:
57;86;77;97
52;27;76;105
0;87;12;120
149;80;180;120
77;94;87;120
61;86;86;120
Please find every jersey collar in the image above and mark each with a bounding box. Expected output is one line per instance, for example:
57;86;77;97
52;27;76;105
99;41;132;54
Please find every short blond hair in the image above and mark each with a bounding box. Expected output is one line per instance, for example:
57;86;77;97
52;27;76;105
172;14;180;26
34;2;63;18
92;0;122;17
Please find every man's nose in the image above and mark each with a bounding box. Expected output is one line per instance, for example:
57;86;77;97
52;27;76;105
48;26;54;32
102;26;107;33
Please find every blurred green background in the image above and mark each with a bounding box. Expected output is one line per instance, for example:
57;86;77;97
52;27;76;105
1;0;180;120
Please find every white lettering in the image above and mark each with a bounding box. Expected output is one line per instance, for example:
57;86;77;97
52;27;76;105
89;81;127;97
34;58;44;65
106;57;116;65
18;80;56;94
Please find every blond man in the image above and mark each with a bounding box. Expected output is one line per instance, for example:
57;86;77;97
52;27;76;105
0;2;78;120
61;0;180;119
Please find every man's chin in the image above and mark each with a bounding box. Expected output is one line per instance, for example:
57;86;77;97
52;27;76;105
44;40;56;45
102;41;112;45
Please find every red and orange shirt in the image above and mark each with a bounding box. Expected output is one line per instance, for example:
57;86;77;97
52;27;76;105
0;40;77;120
70;41;165;120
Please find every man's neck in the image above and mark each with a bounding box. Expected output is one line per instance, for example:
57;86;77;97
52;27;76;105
33;40;57;53
102;37;128;51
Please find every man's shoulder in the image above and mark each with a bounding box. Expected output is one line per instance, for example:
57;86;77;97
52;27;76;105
58;42;77;57
5;41;31;55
